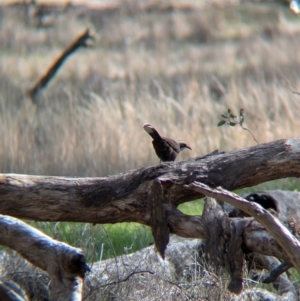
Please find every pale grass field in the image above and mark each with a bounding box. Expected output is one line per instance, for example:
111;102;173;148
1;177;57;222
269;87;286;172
1;2;300;179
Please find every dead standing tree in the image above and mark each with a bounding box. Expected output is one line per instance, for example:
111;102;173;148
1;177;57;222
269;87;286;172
1;137;300;297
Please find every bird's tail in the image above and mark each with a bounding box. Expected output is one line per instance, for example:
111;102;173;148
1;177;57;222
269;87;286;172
143;123;162;141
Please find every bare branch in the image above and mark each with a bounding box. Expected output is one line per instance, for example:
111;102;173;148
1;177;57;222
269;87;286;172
241;125;260;144
28;28;94;101
184;182;300;273
282;76;300;96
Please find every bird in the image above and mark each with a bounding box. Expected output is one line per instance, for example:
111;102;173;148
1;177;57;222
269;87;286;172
143;123;192;162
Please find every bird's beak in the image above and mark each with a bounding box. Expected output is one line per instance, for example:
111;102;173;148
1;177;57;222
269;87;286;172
178;141;192;151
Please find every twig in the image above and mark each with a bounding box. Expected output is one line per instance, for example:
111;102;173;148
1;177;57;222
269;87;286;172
241;125;260;145
262;262;291;283
218;108;259;144
282;77;300;96
99;270;155;288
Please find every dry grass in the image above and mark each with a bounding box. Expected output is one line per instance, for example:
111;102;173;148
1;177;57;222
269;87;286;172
0;1;300;177
0;237;261;301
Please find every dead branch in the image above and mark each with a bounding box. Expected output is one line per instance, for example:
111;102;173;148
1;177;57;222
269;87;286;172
248;254;297;300
84;236;215;299
184;182;300;273
27;28;93;101
0;215;90;301
202;197;246;294
282;76;300;96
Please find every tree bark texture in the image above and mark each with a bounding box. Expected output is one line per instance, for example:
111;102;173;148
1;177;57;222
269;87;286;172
1;138;300;268
0;137;299;225
185;182;300;272
0;215;90;301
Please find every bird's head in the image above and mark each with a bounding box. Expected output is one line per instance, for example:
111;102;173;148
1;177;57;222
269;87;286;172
178;141;192;152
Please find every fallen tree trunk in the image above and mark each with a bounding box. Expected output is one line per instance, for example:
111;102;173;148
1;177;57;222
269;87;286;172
1;137;300;297
0;138;299;260
2;235;297;301
0;215;90;301
0;137;300;225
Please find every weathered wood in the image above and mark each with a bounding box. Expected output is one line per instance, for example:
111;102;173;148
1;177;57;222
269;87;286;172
202;198;251;294
165;203;291;263
0;137;300;225
0;215;90;301
203;197;230;270
0;280;27;301
184;182;300;273
147;180;169;258
1;137;300;271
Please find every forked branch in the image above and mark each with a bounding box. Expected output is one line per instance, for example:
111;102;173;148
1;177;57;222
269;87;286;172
184;182;300;273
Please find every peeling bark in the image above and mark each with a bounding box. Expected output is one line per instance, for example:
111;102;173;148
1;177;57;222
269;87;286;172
147;180;169;258
184;182;300;273
0;215;90;301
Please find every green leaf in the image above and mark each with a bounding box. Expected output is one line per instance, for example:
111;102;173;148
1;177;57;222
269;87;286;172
217;120;226;127
229;122;236;126
221;114;228;119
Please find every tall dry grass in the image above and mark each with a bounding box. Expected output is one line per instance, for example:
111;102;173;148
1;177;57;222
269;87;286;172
0;2;300;178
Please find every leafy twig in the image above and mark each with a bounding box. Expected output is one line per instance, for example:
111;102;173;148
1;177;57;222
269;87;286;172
218;108;259;144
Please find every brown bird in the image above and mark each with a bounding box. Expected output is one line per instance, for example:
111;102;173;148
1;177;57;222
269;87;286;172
143;123;192;162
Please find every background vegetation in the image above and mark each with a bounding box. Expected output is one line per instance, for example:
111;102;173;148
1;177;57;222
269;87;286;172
0;0;300;261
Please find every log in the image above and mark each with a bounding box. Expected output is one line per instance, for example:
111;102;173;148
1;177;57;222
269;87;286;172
0;137;300;224
0;215;90;301
0;137;300;266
